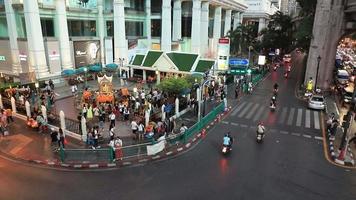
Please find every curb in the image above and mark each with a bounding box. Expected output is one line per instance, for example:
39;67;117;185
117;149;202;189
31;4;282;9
0;107;232;170
327;133;355;167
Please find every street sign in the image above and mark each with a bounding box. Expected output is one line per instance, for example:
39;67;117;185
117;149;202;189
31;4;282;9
229;58;249;66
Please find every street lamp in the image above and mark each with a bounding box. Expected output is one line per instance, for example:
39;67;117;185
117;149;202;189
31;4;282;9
315;55;321;91
83;67;88;89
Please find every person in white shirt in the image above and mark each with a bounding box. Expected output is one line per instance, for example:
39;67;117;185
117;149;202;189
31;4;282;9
123;106;130;121
131;120;138;139
109;112;116;127
137;122;145;141
180;123;188;134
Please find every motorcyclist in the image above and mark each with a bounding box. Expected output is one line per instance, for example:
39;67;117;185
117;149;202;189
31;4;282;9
273;83;279;90
257;122;266;136
271;95;277;105
223;133;232;149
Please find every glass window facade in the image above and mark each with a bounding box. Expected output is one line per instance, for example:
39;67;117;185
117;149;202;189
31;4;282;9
151;19;161;37
68;20;96;36
106;21;144;37
124;0;144;12
151;0;162;14
40;18;54;37
106;21;113;37
182;17;191;37
0;17;8;37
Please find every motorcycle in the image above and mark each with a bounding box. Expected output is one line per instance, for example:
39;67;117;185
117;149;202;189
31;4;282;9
273;88;278;96
270;103;276;112
273;66;277;71
222;144;231;155
256;133;264;143
284;72;289;78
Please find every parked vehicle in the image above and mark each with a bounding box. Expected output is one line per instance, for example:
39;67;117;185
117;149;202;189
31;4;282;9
308;95;326;110
336;69;350;85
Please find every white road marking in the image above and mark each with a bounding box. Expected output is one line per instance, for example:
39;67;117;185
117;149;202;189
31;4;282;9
253;106;265;121
314;111;320;129
291;133;301;137
231;122;239;126
245;103;260;119
287;107;295;126
221;121;229;124
240;124;248;128
231;101;247;116
303;134;312;139
238;102;254;118
315;136;323;140
280;131;289;135
296;109;302;127
177;147;183;152
305;110;311;128
278;107;288;124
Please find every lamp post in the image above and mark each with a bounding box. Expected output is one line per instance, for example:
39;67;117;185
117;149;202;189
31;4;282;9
315;55;321;91
83;67;88;89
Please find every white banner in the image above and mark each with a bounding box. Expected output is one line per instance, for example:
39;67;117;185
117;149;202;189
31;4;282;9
147;140;166;156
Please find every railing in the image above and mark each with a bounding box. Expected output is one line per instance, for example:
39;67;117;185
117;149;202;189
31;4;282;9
59;102;225;164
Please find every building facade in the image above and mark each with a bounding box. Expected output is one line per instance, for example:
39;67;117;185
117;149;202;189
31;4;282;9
0;0;247;81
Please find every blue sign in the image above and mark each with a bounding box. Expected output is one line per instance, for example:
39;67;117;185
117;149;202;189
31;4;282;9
229;58;249;66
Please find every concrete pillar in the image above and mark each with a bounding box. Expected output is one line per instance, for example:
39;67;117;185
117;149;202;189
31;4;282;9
161;0;172;52
191;0;201;54
55;0;73;70
81;116;87;141
11;97;16;113
97;0;105;66
25;100;31;117
175;98;179;117
233;12;240;30
145;0;152;48
197;87;201;121
0;94;3;109
172;0;182;41
200;1;209;56
213;6;222;39
23;0;49;77
305;0;344;89
156;71;161;84
60;110;66;134
224;10;232;36
239;13;243;25
114;0;128;64
143;70;147;81
258;18;266;33
161;104;166;121
4;0;21;74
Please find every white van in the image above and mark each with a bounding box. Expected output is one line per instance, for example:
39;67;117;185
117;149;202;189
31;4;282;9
336;70;349;85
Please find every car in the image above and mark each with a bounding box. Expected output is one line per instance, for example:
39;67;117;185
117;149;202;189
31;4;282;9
308;95;326;110
283;54;292;63
336;69;350;85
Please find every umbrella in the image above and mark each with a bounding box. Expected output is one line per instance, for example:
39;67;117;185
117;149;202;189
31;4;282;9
106;63;118;71
76;66;88;74
89;64;102;72
61;69;76;76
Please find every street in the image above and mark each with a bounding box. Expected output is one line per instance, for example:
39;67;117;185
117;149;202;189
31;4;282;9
0;53;355;200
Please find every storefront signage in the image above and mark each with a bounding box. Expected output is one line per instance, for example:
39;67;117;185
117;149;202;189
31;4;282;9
44;40;61;74
217;38;230;71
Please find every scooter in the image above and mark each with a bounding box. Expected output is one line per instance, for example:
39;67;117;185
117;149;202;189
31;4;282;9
273;66;277;71
270;103;276;112
273;88;278;96
284;72;289;78
256;133;264;143
222;144;231;155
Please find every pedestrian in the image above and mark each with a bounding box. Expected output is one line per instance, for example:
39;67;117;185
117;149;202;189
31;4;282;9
50;128;58;152
92;127;99;149
109;112;116;127
114;137;123;160
137;121;145;141
109;125;115;140
131;119;138;139
82;104;87;118
235;86;240;99
123;106;130;121
58;128;65;149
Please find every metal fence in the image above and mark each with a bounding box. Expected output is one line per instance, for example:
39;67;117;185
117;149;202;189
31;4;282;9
59;102;225;164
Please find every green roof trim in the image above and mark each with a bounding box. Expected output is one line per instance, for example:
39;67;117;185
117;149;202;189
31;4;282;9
142;51;163;67
195;60;215;73
132;54;145;66
166;53;198;72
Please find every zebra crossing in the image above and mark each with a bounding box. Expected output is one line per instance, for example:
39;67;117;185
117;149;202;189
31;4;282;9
230;102;321;130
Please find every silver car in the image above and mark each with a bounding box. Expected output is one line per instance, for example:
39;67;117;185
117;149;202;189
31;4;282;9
308;95;326;110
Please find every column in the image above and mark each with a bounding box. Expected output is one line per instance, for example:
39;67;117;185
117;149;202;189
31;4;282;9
161;0;172;52
233;12;240;30
23;0;49;77
145;0;152;48
191;0;201;54
114;0;128;64
200;1;209;56
239;13;243;25
224;10;232;36
172;0;182;41
55;0;73;70
4;0;21;74
97;0;105;66
143;70;147;81
213;6;222;39
258;18;266;33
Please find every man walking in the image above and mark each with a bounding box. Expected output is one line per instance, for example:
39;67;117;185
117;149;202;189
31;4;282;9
109;112;116;127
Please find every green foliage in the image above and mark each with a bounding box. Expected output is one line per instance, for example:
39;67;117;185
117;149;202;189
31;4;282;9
227;24;259;56
184;75;202;86
260;11;293;52
157;77;191;96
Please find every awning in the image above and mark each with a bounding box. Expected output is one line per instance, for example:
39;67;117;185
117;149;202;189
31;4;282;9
62;69;77;76
105;63;118;71
89;64;102;72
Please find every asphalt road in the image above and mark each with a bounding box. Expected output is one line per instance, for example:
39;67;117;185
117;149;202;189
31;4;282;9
1;53;355;200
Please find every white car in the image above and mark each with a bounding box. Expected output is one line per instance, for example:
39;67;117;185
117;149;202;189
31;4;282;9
308;95;326;110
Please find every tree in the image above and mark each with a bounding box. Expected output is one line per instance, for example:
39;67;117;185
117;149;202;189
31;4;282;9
157;77;191;96
228;24;259;56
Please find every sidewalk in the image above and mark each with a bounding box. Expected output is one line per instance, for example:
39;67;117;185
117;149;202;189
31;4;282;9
324;93;355;166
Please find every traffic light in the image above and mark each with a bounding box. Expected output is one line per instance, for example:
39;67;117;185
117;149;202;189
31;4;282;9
342;112;352;129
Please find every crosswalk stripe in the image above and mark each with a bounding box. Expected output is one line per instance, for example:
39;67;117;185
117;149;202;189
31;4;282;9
314;111;320;129
305;110;311;128
246;104;259;119
253;106;265;121
287;107;295;126
278;107;288;124
231;101;247;116
296;109;302;127
238;102;254;118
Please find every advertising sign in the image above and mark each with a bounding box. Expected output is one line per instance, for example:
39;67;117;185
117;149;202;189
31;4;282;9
44;39;61;74
0;40;13;72
17;39;30;73
229;58;249;66
217;38;230;71
73;40;101;68
258;55;266;65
